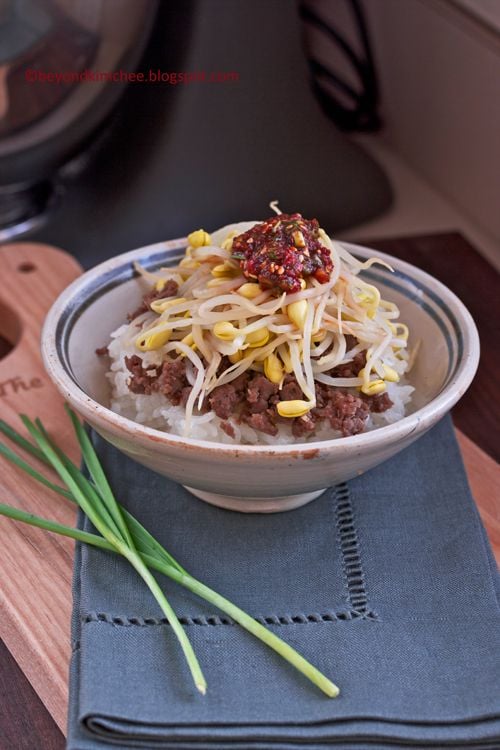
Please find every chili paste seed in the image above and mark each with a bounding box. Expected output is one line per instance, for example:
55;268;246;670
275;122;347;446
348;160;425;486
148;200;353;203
231;213;333;293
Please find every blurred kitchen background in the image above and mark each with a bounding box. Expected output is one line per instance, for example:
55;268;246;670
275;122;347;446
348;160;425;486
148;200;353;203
0;0;499;270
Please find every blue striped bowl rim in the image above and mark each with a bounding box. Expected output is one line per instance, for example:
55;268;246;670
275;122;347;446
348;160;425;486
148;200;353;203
42;238;479;454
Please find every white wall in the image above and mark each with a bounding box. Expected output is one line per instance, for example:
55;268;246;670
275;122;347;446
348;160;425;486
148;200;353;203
363;0;500;251
305;0;500;262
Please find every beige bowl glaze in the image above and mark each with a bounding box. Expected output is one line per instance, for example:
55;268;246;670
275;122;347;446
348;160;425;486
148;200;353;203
41;238;479;512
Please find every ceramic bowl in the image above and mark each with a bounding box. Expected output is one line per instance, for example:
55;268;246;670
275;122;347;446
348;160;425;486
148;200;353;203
41;238;479;512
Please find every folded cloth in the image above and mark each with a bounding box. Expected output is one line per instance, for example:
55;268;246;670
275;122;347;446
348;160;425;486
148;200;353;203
67;416;500;749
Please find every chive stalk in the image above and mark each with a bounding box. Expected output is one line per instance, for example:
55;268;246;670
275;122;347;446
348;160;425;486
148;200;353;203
0;413;339;698
16;415;206;695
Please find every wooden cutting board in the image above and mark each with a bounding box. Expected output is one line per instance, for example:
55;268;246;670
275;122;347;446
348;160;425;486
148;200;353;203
0;242;498;735
0;243;81;734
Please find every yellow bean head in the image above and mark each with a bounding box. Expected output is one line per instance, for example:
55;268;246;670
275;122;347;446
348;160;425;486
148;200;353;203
136;329;171;351
237;282;262;299
187;229;211;248
175;332;197;356
207;277;231;287
150;297;187;314
277;400;311;418
214;321;239;341
383;365;400;382
246;327;270;348
264;353;283;383
211;264;228;278
360;380;386;396
211;261;239;278
287;299;308;331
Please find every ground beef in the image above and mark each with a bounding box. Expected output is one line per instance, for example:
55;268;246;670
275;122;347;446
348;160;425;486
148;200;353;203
125;355;161;394
292;413;317;438
209;373;249;419
364;391;393;413
344;334;358;351
246;374;279;413
124;352;393;439
95;345;109;356
125;355;192;402
231;372;251;397
313;386;370;437
231;371;250;393
156;358;189;404
209;383;242;419
243;410;278;436
280;374;303;401
127;279;179;320
329;351;366;379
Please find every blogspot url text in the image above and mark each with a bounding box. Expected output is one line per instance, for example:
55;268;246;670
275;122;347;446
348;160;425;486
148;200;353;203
24;69;240;85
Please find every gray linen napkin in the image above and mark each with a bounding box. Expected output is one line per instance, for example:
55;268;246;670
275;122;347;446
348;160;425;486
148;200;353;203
67;416;500;749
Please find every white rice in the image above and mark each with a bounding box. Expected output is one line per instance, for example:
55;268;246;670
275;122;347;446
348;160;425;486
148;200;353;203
107;322;414;444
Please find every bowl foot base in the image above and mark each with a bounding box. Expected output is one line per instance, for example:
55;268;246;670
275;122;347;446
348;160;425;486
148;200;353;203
183;486;326;513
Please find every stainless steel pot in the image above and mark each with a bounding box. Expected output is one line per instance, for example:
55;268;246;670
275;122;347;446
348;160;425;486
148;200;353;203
0;0;157;235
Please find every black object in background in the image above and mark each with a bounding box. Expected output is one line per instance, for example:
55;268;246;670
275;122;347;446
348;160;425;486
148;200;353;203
29;0;392;267
0;0;157;233
301;0;382;132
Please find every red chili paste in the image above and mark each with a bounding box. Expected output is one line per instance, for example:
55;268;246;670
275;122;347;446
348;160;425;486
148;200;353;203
231;213;333;293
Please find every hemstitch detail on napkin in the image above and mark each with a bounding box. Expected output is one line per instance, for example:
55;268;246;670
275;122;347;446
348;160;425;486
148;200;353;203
81;484;379;628
335;482;374;617
81;608;376;629
79;482;378;629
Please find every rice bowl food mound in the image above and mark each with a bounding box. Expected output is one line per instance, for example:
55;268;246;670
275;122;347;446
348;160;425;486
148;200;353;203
103;209;416;445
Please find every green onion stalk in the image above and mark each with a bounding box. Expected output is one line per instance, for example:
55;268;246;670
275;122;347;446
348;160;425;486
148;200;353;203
0;409;339;698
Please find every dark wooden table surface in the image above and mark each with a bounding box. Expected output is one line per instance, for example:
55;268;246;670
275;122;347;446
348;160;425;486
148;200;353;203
0;231;498;750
